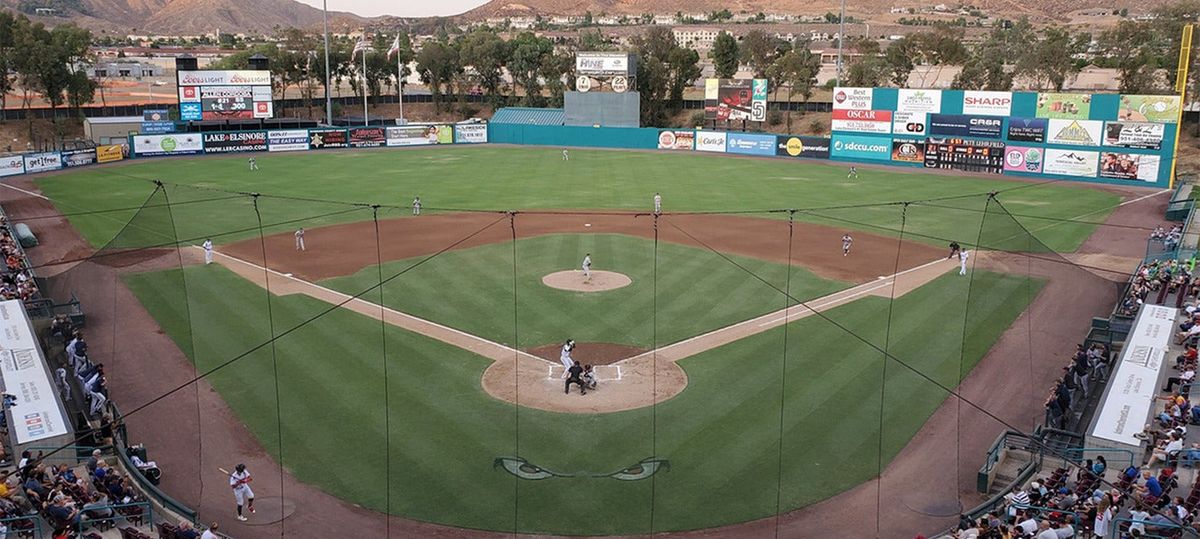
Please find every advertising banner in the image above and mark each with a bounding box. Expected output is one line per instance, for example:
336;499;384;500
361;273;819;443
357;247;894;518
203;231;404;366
695;131;727;153
961;91;1013;116
178;70;272;87
1003;146;1044;174
657;130;695;150
386;126;435;147
61;149;97;168
308;128;348;150
454;124;488;144
180;102;202;121
892;111;927;136
0;155;23;177
1103;121;1165;150
831;109;893;134
1007;118;1048;143
203;131;268;153
1047;119;1103;147
704;79;769;122
1043;148;1099;178
141;109;173;134
775;136;830;159
1099;152;1161;182
1119;95;1182;123
891;138;925;163
832;87;873;110
575;52;631;76
268;130;309;152
96;145;124;163
22;152;61;173
0;300;69;444
896;89;942;114
349;127;387;148
831;134;891;161
434;125;454;144
725;132;776;156
1036;92;1092;119
928;114;1003;139
923;138;1005;174
134;134;202;157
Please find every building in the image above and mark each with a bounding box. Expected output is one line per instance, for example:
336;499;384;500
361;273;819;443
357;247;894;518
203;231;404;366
673;27;722;50
86;60;166;79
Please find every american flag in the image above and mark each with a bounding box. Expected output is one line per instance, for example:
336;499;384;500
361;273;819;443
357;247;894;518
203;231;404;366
387;36;401;58
352;37;369;60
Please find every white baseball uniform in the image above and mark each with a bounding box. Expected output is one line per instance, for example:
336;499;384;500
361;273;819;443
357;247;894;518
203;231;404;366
202;240;213;265
248;158;258;171
959;249;970;275
563;149;569;161
654;194;662;214
559;342;573;378
842;235;852;256
230;469;253;505
412;198;421;216
294;229;305;251
582;255;592;278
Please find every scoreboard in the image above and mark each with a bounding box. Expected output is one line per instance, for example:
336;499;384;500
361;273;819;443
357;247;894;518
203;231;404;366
177;70;273;121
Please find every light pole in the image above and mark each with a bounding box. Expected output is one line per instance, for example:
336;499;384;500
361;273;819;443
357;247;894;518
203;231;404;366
836;0;845;86
322;0;332;125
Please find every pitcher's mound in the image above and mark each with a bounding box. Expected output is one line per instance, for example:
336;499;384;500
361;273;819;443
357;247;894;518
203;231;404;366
542;270;632;292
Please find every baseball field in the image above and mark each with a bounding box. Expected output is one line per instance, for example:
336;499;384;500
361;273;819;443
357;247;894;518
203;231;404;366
30;145;1131;536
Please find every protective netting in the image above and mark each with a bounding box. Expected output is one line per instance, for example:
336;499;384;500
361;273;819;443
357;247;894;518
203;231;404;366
16;175;1141;539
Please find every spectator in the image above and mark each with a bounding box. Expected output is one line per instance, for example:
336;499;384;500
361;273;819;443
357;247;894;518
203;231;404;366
200;523;220;539
175;521;201;539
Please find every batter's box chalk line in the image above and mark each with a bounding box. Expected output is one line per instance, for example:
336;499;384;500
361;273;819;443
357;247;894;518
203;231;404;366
546;365;622;382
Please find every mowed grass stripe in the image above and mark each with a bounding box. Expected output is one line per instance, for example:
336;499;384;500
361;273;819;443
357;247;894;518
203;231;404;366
39;146;1120;252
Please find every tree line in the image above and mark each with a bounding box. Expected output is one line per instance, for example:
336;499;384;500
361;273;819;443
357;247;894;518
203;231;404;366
0;10;94;139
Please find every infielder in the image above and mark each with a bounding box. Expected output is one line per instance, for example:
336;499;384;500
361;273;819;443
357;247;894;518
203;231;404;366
294;228;305;251
654;192;662;214
847;166;858;179
229;463;254;521
412;196;421;216
248;157;258;171
559;339;575;379
562;149;569;161
202;239;213;265
959;249;970;276
841;234;853;257
582;253;592;280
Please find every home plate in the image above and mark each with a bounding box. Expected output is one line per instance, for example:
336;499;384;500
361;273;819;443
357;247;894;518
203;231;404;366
585;224;592;227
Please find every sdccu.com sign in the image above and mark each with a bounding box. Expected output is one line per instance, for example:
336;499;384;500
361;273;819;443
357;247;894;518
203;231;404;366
831;135;890;161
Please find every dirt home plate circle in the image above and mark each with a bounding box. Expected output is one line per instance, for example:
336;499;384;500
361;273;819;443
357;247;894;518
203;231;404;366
542;270;632;292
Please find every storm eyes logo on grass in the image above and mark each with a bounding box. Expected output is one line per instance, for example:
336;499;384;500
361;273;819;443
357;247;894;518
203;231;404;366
493;456;669;481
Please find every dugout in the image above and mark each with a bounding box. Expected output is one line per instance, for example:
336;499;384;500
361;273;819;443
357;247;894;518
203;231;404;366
0;299;74;460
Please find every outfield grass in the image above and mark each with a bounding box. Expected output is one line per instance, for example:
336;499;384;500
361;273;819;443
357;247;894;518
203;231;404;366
321;234;849;349
37;147;1120;252
125;263;1039;535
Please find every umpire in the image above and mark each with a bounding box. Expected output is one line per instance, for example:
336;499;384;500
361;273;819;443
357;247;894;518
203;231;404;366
565;361;587;395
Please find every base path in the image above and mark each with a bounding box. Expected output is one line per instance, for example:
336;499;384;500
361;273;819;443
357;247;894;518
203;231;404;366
210;248;956;414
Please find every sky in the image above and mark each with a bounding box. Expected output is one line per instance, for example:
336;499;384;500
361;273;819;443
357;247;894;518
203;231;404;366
294;0;491;18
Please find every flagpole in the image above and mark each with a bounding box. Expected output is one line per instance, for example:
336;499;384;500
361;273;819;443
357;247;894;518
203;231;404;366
397;43;404;122
322;0;331;125
362;40;369;126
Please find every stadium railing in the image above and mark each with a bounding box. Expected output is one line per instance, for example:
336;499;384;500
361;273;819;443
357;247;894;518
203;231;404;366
109;404;198;524
1107;517;1190;538
25;444;112;466
74;501;153;535
977;430;1042;494
0;513;41;538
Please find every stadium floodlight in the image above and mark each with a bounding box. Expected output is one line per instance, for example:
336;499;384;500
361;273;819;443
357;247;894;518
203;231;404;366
836;0;845;86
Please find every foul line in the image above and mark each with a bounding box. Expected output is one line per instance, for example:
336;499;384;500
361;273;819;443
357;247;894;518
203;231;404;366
0;182;49;200
203;246;947;375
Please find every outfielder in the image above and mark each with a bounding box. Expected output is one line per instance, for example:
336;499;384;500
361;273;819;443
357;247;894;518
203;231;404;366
229;463;254;521
582;253;592;281
841;234;853;257
294;228;305;251
562;149;569;161
959;249;970;276
248;157;258;171
559;339;575;379
654;192;662;214
412;196;421;216
847;166;858;179
203;239;213;265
